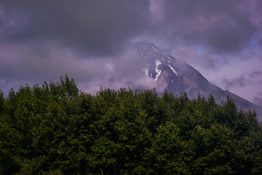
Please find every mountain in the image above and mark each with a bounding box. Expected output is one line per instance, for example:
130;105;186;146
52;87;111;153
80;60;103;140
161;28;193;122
134;41;261;121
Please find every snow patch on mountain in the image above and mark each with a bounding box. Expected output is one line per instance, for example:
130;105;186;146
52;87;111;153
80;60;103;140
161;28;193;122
155;59;162;81
168;64;178;76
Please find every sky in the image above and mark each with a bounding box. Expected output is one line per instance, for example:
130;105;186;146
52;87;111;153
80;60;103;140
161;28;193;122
0;0;262;105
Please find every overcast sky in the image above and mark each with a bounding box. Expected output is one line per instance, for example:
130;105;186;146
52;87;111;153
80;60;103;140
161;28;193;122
0;0;262;104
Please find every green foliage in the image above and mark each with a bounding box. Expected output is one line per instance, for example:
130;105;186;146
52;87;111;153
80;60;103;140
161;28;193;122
0;91;3;114
0;76;261;175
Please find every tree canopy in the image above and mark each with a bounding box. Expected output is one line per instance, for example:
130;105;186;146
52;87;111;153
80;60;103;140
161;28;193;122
0;76;261;175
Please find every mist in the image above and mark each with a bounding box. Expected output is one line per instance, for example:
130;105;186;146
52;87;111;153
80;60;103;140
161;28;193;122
0;0;262;103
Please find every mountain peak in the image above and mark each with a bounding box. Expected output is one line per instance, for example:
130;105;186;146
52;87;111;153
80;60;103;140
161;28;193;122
134;41;176;61
134;41;260;121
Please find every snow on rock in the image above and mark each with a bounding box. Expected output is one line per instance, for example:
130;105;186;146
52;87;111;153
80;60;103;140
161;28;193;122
168;64;178;76
155;59;162;81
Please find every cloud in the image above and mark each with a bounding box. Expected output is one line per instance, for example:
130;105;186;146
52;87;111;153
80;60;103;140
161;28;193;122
156;0;257;53
1;0;261;55
0;0;261;100
0;41;156;94
222;70;262;89
223;74;247;89
249;70;262;78
253;92;262;106
0;0;150;56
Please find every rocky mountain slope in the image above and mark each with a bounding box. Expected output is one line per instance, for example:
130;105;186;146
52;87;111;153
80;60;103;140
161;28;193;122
134;41;261;121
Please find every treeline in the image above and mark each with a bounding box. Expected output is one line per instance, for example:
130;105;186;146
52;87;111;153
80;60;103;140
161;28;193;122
0;76;262;175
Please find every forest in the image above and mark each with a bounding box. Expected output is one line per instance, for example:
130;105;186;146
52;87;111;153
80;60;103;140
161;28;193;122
0;76;262;175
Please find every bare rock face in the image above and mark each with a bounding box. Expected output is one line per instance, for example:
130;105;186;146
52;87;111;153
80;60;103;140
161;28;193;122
134;41;261;121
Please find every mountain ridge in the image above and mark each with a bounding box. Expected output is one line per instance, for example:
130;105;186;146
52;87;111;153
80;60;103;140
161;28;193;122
134;41;261;121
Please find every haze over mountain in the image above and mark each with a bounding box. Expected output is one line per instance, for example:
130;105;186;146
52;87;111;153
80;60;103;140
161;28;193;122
134;41;261;121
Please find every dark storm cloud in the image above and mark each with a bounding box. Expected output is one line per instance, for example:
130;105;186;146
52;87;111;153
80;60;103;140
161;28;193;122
0;0;150;55
151;0;258;53
1;0;261;55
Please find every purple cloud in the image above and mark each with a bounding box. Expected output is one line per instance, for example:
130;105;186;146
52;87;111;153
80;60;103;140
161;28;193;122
0;0;261;102
0;0;151;56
